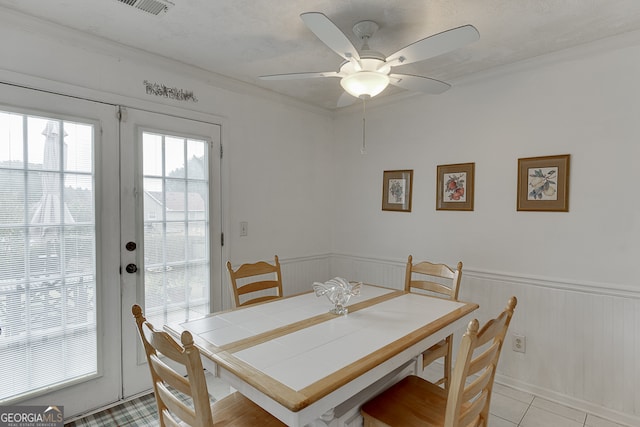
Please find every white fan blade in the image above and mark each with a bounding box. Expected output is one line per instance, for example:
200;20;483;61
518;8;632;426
337;91;358;107
389;74;451;94
300;12;360;61
259;71;340;80
386;25;479;67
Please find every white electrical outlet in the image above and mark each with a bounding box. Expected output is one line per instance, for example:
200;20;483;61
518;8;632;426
512;334;526;353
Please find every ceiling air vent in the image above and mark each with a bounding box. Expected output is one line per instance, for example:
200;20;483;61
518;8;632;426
115;0;174;15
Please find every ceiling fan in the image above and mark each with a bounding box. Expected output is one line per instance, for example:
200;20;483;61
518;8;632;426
260;12;480;107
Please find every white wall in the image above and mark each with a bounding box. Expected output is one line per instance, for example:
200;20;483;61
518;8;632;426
330;35;640;285
330;31;640;425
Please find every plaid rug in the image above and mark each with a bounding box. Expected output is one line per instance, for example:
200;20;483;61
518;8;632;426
65;393;159;427
65;390;204;427
65;390;207;426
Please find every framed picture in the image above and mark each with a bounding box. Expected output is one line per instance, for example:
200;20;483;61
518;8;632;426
517;154;570;212
436;162;475;211
382;170;413;212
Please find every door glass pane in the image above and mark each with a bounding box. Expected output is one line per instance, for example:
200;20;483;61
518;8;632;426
142;132;209;326
0;112;96;402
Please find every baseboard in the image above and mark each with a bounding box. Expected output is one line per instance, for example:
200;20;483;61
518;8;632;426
494;373;639;427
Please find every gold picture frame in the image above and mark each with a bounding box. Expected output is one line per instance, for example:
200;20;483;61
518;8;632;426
382;170;413;212
436;162;475;211
517;154;570;212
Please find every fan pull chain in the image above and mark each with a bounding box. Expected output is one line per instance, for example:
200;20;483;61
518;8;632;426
361;97;367;154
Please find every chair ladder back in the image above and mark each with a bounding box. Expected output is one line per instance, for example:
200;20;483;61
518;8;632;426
232;260;279;278
404;255;463;391
409;279;456;297
156;382;197;426
227;255;283;307
457;389;488;427
461;364;494;403
444;318;479;427
467;342;500;377
147;328;187;363
475;310;512;348
404;255;463;300
132;305;214;427
148;354;192;396
236;279;280;296
160;409;182;427
445;296;517;427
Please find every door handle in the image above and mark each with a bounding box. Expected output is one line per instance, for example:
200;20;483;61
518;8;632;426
125;263;138;274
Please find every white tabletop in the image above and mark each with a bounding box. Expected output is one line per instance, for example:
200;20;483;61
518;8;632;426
182;284;394;347
166;284;478;426
234;292;467;391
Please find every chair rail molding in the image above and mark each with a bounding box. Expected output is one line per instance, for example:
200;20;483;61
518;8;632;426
329;252;640;299
463;268;640;299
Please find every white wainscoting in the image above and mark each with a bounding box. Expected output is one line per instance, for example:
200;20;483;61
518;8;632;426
320;253;640;427
279;253;332;295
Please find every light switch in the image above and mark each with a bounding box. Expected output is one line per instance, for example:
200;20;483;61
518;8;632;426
240;221;248;237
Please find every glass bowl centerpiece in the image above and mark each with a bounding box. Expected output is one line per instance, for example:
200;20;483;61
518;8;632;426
312;277;362;315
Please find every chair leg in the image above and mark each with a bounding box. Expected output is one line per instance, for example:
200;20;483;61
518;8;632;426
443;335;453;391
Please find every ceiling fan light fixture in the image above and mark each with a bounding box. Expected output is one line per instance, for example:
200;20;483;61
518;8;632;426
340;71;390;99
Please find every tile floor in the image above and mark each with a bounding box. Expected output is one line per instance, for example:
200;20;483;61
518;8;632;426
66;370;629;427
487;382;626;427
421;364;627;427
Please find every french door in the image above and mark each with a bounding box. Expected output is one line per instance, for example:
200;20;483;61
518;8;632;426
0;83;121;415
119;107;222;397
0;84;222;417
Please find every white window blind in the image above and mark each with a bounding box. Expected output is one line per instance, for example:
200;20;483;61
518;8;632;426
0;111;97;402
142;131;210;327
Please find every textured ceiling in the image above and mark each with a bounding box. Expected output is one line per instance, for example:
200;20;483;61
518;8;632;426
3;0;640;109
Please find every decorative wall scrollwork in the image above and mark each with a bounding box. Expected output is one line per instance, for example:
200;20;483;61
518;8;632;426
143;80;198;102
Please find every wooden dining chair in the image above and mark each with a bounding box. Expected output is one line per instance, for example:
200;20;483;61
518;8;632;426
361;296;518;427
405;255;463;390
226;255;283;308
131;305;286;427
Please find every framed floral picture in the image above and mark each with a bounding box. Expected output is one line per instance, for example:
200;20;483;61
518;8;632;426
517;154;570;212
382;170;413;212
436;162;475;211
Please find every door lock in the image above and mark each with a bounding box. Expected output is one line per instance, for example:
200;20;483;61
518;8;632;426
125;263;138;274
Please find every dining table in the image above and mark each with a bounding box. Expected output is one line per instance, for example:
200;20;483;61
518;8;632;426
165;283;478;427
